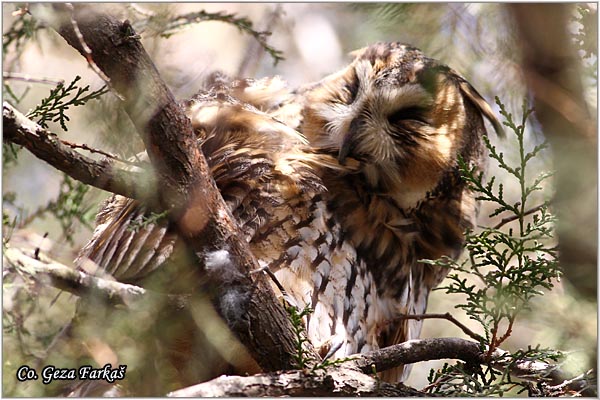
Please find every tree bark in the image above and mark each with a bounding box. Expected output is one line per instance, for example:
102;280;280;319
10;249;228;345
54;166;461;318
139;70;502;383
31;3;319;372
167;368;428;397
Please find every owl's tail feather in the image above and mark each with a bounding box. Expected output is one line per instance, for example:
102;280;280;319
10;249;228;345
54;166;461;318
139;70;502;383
378;273;431;383
377;317;423;383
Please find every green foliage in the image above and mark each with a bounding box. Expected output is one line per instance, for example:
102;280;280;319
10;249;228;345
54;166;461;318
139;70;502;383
422;99;562;396
26;76;109;131
2;8;41;56
426;346;564;396
286;304;314;370
134;9;284;65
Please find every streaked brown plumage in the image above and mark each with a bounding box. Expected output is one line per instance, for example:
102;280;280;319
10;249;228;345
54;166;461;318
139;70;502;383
74;42;502;387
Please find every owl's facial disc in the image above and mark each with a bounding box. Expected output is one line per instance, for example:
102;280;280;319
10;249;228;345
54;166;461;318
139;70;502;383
305;42;470;180
335;61;436;166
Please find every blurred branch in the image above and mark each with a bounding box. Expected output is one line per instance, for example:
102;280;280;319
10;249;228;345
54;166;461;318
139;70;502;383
508;4;597;301
4;245;191;311
32;3;319;372
135;9;285;66
2;102;155;200
4;246;146;307
2;71;64;86
237;4;284;76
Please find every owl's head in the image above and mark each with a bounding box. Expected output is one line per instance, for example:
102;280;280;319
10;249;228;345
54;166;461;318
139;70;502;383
302;42;503;191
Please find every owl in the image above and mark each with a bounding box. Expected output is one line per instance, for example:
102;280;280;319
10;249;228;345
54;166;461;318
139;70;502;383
73;42;503;391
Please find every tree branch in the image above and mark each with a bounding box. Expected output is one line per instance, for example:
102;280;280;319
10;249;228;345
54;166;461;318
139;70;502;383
2;71;64;86
7;244;590;397
3;102;155;200
168;338;592;397
167;368;427;397
353;338;571;387
32;3;319;371
3;245;189;310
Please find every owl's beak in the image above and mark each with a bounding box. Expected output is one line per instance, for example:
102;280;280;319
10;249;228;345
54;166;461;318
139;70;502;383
338;118;360;165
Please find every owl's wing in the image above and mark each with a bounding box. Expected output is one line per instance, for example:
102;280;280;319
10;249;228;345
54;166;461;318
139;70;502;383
76;81;323;286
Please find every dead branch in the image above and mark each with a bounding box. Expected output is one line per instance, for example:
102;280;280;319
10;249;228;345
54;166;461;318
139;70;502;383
32;3;319;371
3;102;155;200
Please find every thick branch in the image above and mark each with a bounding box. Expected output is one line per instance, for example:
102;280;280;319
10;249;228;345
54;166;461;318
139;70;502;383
168;337;590;397
353;338;568;386
33;3;318;371
167;368;426;397
3;102;154;200
354;338;483;374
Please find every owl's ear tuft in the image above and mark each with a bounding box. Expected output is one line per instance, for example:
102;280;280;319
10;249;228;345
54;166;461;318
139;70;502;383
456;78;505;138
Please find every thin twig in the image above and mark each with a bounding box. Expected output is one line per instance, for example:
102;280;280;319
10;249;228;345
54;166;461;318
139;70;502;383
236;4;284;77
486;321;499;361
3;71;64;86
494;315;515;348
397;312;485;342
57;137;140;166
493;203;548;229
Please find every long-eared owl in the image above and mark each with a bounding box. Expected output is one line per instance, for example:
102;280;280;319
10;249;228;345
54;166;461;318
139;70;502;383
75;42;503;385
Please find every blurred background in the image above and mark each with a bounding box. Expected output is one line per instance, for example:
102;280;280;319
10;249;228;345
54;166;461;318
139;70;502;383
3;3;597;395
